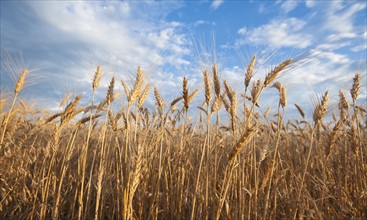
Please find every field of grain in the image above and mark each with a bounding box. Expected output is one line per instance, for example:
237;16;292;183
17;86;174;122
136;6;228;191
0;57;366;219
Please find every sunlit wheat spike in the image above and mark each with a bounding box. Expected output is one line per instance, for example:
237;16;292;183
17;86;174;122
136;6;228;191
170;96;183;108
245;55;256;89
138;83;150;109
92;65;102;92
338;90;349;118
106;77;115;105
108;110;117;131
295;103;305;118
129;66;144;106
77;114;102;126
221;94;230;113
350;73;360;104
203;70;212;105
121;80;130;98
183;77;189;110
15;69;30;94
223;80;233;101
212;63;221;97
187;88;199;107
251;79;262;105
154;87;165;109
272;82;286;108
325;117;344;158
228;124;259;162
211;96;222;113
264;58;292;88
61;94;82;126
280;86;287;108
59;92;73;108
313;90;329;126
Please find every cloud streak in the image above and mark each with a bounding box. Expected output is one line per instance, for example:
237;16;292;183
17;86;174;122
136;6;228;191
211;0;224;10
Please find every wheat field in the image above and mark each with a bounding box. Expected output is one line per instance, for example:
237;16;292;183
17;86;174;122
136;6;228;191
0;57;366;219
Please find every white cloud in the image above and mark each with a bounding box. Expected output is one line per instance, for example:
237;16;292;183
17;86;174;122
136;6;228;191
237;27;247;35
305;0;315;8
211;0;224;10
351;44;367;53
1;1;194;110
324;2;366;36
257;4;267;14
280;1;299;13
238;17;313;49
21;1;191;77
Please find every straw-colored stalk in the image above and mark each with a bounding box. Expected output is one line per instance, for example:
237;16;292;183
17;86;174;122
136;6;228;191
1;69;30;147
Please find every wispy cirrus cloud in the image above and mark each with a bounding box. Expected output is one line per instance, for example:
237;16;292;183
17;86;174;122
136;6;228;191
211;0;224;10
237;17;313;49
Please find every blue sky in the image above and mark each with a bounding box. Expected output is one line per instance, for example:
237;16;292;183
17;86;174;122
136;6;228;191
1;0;366;121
